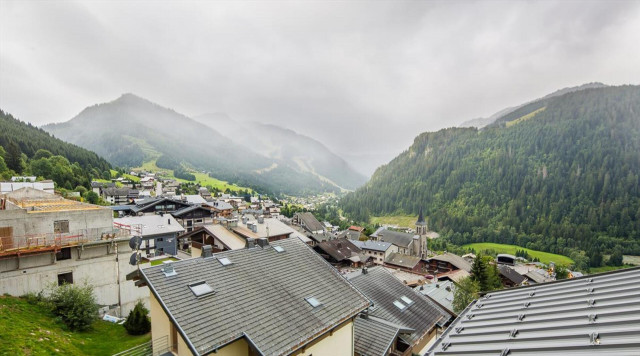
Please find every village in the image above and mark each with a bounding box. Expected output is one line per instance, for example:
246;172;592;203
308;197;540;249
1;173;636;356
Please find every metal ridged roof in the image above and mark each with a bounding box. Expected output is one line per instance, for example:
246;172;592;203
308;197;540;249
427;267;640;356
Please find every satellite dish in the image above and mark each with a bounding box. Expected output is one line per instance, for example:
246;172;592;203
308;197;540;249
129;236;142;250
129;252;140;266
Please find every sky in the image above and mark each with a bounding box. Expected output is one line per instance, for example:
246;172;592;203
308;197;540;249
2;0;640;176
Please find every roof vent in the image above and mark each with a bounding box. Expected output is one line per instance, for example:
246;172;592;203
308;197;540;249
188;281;214;297
529;291;535;297
523;302;530;308
162;261;177;277
588;314;597;324
590;332;600;345
509;329;519;338
587;287;595;294
586;278;593;284
246;238;256;249
517;314;526;321
202;245;213;258
257;238;269;248
587;299;596;307
218;257;232;266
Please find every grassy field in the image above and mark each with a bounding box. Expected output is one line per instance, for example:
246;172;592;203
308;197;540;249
149;257;179;266
462;242;574;266
506;106;546;127
0;296;149;355
134;159;252;193
589;265;636;274
371;215;418;227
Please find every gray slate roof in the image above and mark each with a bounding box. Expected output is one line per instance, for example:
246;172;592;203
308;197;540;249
498;264;527;285
141;238;371;355
295;212;325;233
347;267;451;347
350;239;393;252
427;267;640;356
385;252;422;269
354;315;401;356
375;229;416;248
416;280;456;315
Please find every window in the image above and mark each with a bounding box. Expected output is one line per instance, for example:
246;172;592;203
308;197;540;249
393;300;407;311
188;281;215;297
54;220;69;234
56;247;72;261
218;257;232;266
57;272;73;286
401;296;414;306
273;246;285;253
305;297;322;308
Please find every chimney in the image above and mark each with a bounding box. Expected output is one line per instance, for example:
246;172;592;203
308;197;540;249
362;267;367;275
246;238;256;249
257;215;264;224
251;224;258;233
202;245;213;258
162;260;177;277
168;218;171;225
257;238;269;248
242;216;248;224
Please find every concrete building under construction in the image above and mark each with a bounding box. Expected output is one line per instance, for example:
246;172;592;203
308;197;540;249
0;187;148;315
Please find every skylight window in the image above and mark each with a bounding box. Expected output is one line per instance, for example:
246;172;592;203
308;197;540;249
189;281;214;297
305;297;322;308
273;246;285;253
400;296;414;306
218;257;232;266
393;300;407;311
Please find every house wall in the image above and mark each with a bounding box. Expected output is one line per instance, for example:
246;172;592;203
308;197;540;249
0;207;113;238
0;239;148;316
291;319;354;356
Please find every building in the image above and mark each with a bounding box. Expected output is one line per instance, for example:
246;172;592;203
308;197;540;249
426;252;473;275
0;180;55;194
384;252;427;273
292;212;325;234
103;187;132;205
415;280;456;316
0;187;146;315
350;239;396;265
127;197;192;216
139;237;371;355
372;227;422;257
314;238;368;267
347;267;452;355
208;200;233;217
232;216;295;242
178;224;246;256
498;264;527;287
114;214;184;256
426;267;640;355
170;205;214;232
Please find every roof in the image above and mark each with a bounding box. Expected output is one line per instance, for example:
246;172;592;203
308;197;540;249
426;267;640;356
3;187;104;212
130;197;191;214
375;229;416;248
498;264;527;285
202;225;246;250
171;204;212;218
316;238;363;262
417;280;456;314
385;252;422;269
437;269;471;283
234;218;295;239
308;232;333;243
176;195;207;205
354;315;401;356
337;230;363;240
208;200;233;210
103;187;131;196
141;238;371;355
417;207;426;226
347;266;451;346
295;212;325;233
524;270;547;284
114;214;184;237
428;253;473;273
350;239;393;252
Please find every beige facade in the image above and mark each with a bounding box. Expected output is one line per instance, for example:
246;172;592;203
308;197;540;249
149;293;356;356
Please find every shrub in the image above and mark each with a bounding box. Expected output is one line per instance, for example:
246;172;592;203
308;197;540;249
49;283;98;331
123;301;151;335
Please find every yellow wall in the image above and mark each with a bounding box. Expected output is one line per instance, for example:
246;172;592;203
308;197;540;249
215;338;249;356
150;293;171;352
191;246;202;258
292;320;354;356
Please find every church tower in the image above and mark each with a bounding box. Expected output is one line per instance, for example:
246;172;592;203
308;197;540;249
416;207;428;235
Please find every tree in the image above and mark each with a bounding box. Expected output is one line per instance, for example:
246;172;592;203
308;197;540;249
608;248;624;266
555;266;569;280
48;283;98;331
6;141;23;173
83;191;100;204
123;300;151;335
33;149;53;160
453;277;480;313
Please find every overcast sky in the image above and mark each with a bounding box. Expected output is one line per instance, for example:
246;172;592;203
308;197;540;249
2;0;640;175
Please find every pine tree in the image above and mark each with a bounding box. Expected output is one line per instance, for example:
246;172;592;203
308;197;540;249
123;301;151;335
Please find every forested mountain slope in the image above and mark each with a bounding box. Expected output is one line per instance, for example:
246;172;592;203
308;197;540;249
341;85;640;266
0;110;112;188
43;94;344;196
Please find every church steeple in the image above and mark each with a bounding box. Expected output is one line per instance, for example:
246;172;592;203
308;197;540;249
416;207;427;235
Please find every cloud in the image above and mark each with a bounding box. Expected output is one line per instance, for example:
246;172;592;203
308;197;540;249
2;0;640;175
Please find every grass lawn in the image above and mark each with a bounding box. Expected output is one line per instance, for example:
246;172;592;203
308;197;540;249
0;296;149;355
462;242;574;266
588;264;635;274
370;215;418;227
149;257;179;266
